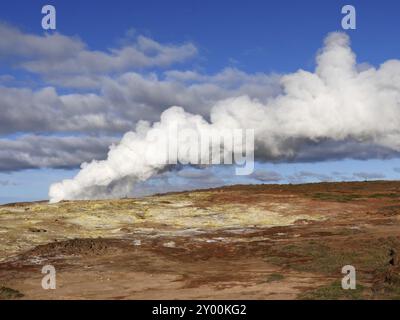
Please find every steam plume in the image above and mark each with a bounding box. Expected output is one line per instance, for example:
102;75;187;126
49;32;400;202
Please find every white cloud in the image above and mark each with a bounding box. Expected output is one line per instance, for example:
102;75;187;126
250;170;283;182
287;171;333;183
0;69;281;136
0;23;84;59
353;172;386;180
0;24;197;76
0;180;16;186
0;24;282;145
0;135;117;171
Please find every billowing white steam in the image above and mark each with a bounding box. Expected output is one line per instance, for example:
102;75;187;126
49;32;400;202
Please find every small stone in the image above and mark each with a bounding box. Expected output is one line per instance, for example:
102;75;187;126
28;227;47;233
163;241;176;248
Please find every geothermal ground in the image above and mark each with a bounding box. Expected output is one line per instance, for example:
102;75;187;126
1;181;400;299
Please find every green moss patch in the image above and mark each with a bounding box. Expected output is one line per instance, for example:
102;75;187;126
0;286;24;300
299;281;365;300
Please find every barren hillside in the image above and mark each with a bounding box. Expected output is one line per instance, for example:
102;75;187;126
1;181;400;299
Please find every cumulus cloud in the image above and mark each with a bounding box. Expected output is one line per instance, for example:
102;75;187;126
0;180;16;186
0;26;282;173
0;24;285;179
353;172;386;180
0;72;280;137
176;168;225;187
40;68;277;130
49;32;400;202
250;170;283;182
0;24;197;77
0;135;116;171
331;171;353;181
287;171;333;184
280;139;400;163
132;168;225;197
100;69;281;120
0;82;137;136
177;168;215;180
0;68;281;172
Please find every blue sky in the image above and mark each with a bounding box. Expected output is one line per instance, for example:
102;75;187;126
0;0;400;203
2;0;400;73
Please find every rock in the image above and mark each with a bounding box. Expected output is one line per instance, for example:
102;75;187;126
28;227;47;233
163;241;176;248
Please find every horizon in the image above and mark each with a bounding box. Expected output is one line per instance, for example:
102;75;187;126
2;178;399;206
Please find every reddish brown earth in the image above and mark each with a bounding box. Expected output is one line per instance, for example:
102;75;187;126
1;181;400;299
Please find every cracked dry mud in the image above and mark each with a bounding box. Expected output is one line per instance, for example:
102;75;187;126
1;181;400;299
